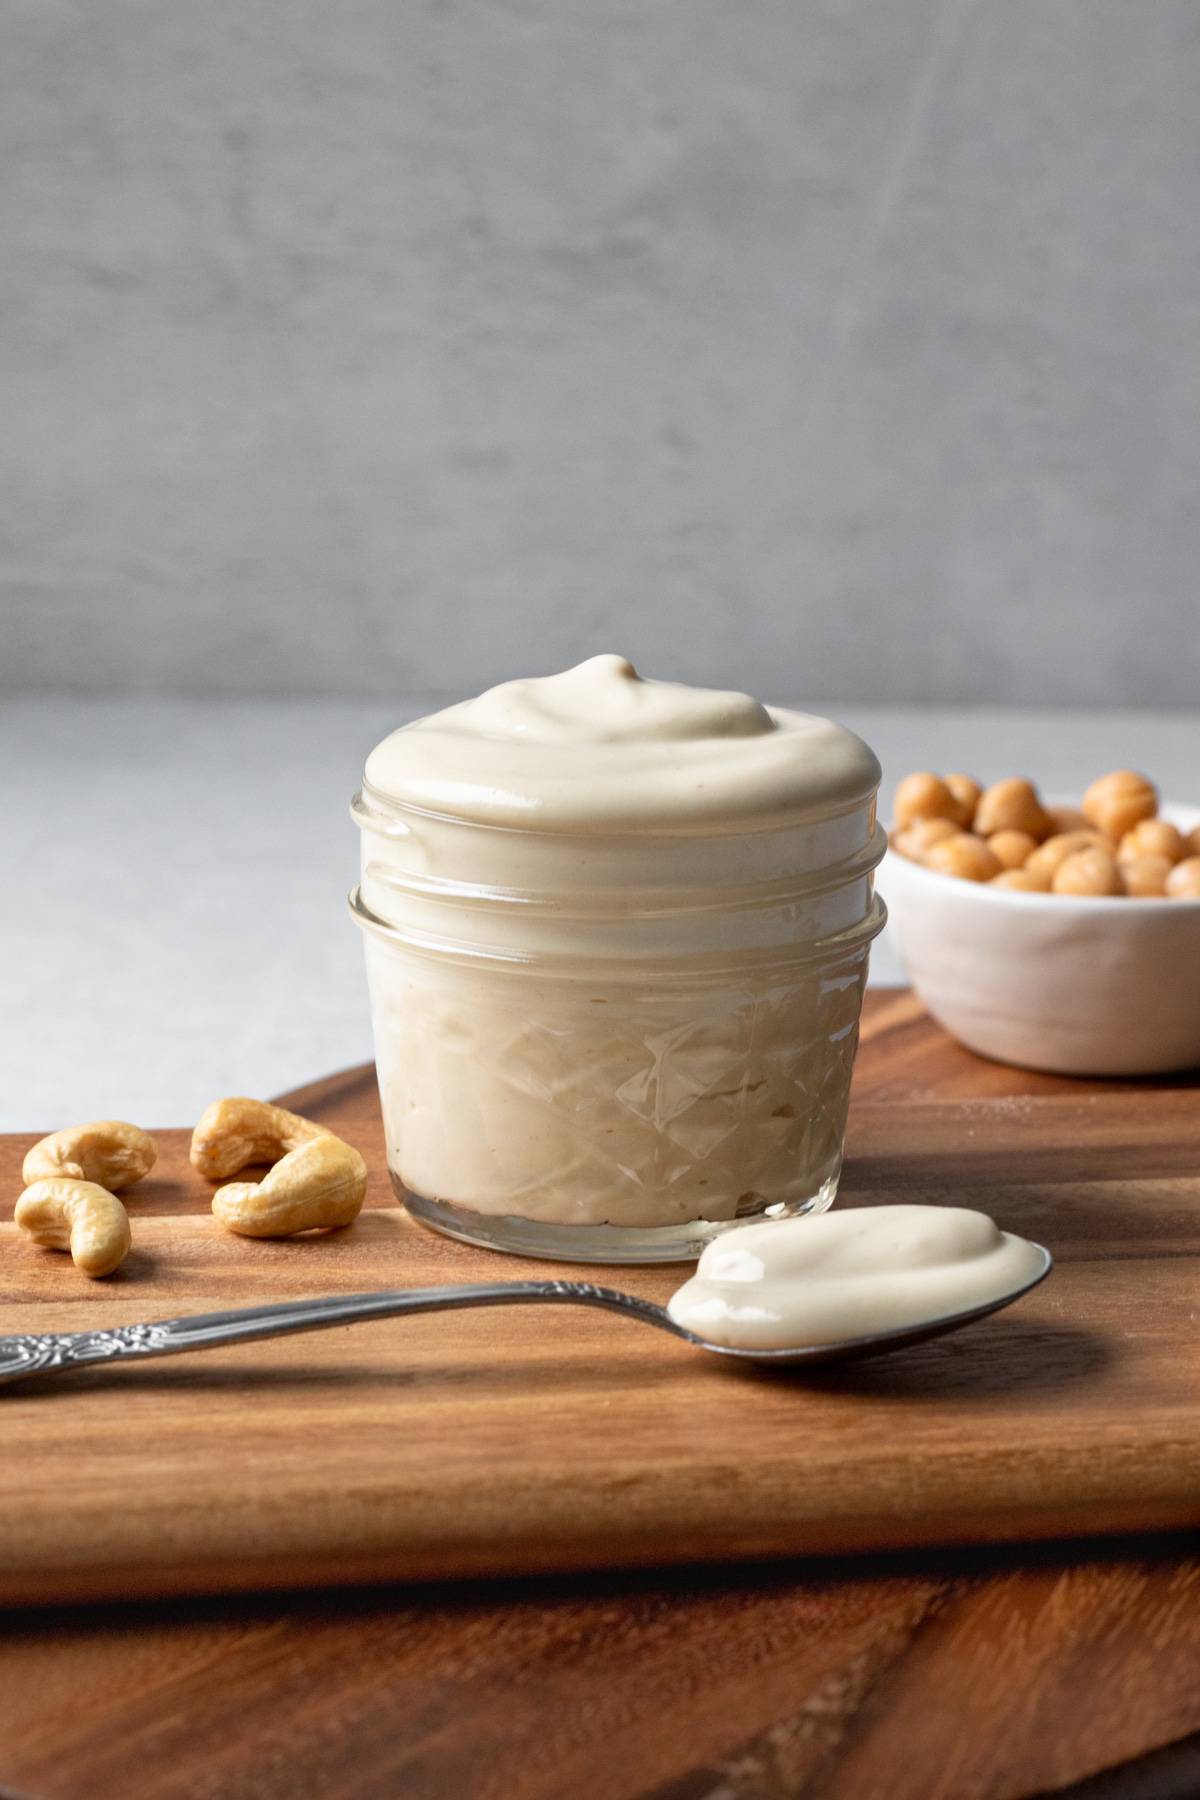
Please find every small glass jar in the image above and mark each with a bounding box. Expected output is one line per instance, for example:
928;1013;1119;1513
351;757;885;1264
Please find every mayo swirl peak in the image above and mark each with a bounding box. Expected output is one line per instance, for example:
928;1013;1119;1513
364;654;880;835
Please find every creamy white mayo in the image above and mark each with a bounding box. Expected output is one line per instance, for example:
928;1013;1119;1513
364;653;880;836
354;656;885;1247
667;1205;1045;1348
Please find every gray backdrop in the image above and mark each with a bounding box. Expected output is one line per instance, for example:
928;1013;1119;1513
4;0;1198;706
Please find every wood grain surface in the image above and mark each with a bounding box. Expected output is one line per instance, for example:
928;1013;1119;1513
1;993;1199;1608
0;994;1199;1800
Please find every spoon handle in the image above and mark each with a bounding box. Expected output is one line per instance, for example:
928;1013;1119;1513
0;1281;679;1387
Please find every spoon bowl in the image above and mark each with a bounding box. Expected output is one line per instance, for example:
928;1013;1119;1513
0;1248;1053;1385
677;1240;1053;1363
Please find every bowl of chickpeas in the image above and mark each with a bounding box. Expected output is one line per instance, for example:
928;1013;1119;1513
879;769;1200;1075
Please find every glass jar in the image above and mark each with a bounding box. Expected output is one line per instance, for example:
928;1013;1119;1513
350;779;885;1264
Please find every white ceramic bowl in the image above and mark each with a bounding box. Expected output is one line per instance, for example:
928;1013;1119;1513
878;802;1200;1075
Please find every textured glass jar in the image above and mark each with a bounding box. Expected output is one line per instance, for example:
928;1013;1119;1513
351;788;886;1264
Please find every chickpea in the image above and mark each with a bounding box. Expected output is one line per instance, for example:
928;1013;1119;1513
925;833;1003;883
891;765;1182;896
945;772;982;829
1165;858;1200;899
990;867;1051;892
1045;804;1091;836
1051;847;1124;897
1117;819;1185;865
1025;830;1106;882
1120;854;1173;898
894;772;961;830
974;778;1052;841
1082;770;1158;843
892;817;960;861
987;829;1038;870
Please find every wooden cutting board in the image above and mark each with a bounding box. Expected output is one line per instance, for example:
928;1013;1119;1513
1;991;1198;1607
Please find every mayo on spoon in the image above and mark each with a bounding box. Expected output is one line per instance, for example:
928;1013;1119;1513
667;1206;1046;1350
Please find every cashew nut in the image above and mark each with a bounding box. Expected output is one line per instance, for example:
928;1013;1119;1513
22;1120;157;1193
211;1133;368;1237
189;1097;328;1180
15;1180;132;1278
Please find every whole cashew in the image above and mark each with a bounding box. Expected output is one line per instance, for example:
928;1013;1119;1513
190;1097;329;1179
211;1133;368;1237
15;1180;133;1278
22;1120;157;1193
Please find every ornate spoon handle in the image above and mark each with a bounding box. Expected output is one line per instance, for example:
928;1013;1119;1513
0;1282;684;1386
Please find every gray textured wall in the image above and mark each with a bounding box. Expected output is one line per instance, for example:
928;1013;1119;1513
4;0;1199;705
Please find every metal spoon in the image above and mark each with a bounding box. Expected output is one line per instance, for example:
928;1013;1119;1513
0;1249;1051;1386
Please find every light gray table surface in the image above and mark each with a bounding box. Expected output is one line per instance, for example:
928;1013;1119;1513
1;696;1193;1131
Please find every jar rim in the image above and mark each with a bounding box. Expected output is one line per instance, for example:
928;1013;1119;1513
356;821;887;920
348;885;887;979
